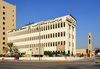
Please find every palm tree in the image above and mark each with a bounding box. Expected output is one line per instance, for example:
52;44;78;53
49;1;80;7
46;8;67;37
7;43;14;56
3;47;9;55
3;43;19;57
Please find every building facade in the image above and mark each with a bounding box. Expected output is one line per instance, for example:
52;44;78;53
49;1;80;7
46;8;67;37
76;49;88;56
7;15;76;56
0;0;16;54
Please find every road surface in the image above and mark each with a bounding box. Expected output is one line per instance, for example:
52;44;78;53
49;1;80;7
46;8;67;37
0;57;100;69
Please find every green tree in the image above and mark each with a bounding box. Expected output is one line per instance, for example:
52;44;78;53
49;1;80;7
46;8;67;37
3;47;9;54
95;48;100;55
3;43;19;57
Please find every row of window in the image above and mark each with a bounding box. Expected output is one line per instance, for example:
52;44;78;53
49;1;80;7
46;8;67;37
3;6;15;12
10;32;66;42
2;12;14;17
2;6;6;46
9;22;67;37
2;16;15;21
17;41;66;49
9;23;75;37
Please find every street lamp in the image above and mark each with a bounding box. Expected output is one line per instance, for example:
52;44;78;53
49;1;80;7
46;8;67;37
38;23;41;61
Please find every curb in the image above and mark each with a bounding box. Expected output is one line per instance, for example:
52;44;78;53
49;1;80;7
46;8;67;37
21;60;67;62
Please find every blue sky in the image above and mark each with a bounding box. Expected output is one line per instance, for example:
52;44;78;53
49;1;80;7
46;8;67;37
4;0;100;49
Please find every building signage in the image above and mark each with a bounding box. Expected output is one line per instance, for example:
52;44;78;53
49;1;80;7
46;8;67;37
66;17;76;26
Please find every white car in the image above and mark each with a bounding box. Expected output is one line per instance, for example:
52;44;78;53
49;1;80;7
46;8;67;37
95;55;100;63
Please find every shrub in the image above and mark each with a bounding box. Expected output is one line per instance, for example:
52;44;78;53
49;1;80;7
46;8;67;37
44;51;54;57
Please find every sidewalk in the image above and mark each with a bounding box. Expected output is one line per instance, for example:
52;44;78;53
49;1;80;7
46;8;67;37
0;57;85;62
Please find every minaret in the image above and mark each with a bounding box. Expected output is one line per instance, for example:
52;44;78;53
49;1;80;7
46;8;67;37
88;33;92;57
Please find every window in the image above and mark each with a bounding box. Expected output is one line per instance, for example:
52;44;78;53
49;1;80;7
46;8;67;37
12;15;14;17
3;22;5;25
61;41;63;45
44;43;45;47
58;32;60;37
48;25;49;30
89;39;91;44
58;41;60;45
12;19;14;22
51;34;52;38
56;42;57;46
69;42;71;46
3;12;5;15
61;32;63;37
53;42;54;46
72;27;74;31
69;33;71;38
46;34;47;38
64;41;65;45
3;17;5;20
64;32;65;36
46;43;47;47
3;37;5;40
55;33;57;37
44;35;45;39
49;34;51;38
36;48;38;50
51;25;52;29
3;32;5;35
58;23;60;28
69;24;71;30
55;24;57;28
61;23;63;27
72;43;74;46
3;6;5;9
3;47;5;49
3;42;5;45
46;26;47;30
48;43;49;46
53;33;55;38
44;26;45;31
51;42;52;46
3;27;5;30
64;22;65;27
72;35;74;39
42;35;44;39
53;24;55;29
48;34;49;38
12;10;14;12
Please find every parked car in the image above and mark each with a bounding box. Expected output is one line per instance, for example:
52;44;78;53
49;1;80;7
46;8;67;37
95;55;100;63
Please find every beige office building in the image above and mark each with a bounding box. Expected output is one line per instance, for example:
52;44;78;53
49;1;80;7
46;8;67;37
0;0;16;54
8;15;76;56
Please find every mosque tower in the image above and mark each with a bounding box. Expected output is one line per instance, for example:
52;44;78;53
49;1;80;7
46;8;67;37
88;33;92;57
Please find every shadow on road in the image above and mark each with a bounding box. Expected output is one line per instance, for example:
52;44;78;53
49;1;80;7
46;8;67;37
66;67;80;69
43;66;80;69
95;65;100;67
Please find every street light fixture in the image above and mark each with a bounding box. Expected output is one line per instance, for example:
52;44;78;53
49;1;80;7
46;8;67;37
38;23;41;61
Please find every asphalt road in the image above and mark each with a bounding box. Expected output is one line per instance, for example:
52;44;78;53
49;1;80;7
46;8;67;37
0;58;100;69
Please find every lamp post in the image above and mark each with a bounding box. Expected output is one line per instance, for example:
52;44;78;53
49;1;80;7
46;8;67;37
38;23;41;61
